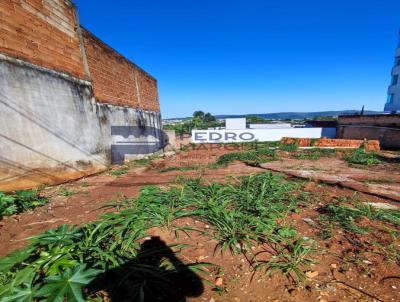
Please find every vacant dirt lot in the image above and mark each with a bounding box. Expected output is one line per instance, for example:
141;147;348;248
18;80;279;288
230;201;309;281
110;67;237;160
0;145;399;302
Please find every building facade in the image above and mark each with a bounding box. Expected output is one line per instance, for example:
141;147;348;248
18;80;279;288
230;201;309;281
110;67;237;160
385;31;400;112
0;0;164;191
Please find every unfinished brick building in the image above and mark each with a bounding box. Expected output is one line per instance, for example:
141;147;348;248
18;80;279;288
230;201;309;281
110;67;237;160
0;0;163;191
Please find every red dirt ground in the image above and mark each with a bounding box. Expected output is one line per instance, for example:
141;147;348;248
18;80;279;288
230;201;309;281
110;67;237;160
1;147;399;302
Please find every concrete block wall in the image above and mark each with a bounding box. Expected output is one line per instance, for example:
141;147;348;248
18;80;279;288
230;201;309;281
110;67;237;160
0;1;164;190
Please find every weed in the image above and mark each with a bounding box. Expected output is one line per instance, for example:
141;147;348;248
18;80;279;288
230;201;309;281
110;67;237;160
81;182;90;188
278;143;299;152
0;190;48;219
344;148;381;166
213;285;228;295
319;202;400;235
160;166;198;173
0;172;313;299
255;238;316;283
295;148;336;160
128;154;163;167
215;148;278;167
183;173;306;253
58;187;76;197
108;167;128;176
372;231;400;265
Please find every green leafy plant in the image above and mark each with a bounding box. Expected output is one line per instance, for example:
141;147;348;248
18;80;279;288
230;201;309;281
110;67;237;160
0;190;48;219
35;265;101;302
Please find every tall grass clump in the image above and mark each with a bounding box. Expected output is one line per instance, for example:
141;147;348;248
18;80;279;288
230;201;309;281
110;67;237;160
182;173;308;253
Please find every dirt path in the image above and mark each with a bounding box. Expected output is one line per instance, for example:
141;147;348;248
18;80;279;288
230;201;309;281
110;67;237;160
260;158;400;202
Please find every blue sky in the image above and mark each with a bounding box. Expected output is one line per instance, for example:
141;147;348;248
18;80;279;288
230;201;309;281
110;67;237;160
75;0;400;118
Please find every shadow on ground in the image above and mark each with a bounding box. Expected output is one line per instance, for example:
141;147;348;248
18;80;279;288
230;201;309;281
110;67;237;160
89;236;204;302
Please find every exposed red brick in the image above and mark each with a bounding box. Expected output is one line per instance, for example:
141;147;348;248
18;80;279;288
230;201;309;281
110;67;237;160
82;29;159;112
1;1;160;112
0;0;88;80
280;137;380;151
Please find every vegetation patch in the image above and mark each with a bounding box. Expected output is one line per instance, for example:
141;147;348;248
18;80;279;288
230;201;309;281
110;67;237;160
0;190;48;219
255;238;316;283
160;166;199;173
216;148;278;167
58;187;76;197
108;167;129;176
344;148;381;166
0;172;315;300
319;201;400;236
278;142;299;152
294;148;336;160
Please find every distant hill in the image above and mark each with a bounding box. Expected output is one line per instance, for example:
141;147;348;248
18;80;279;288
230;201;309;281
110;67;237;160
164;110;383;121
213;110;382;120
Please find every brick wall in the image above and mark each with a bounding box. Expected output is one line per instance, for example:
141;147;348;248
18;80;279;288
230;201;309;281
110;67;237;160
82;29;160;112
0;0;88;80
338;114;400;128
136;68;160;112
1;1;160;112
337;114;400;148
281;137;381;151
338;126;400;149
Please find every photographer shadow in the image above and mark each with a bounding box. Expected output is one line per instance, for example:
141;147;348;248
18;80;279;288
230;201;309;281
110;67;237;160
89;236;204;302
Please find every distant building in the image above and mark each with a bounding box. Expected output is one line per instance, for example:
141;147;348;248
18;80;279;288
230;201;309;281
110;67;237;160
385;31;400;112
225;118;247;130
249;123;292;129
305;120;338;128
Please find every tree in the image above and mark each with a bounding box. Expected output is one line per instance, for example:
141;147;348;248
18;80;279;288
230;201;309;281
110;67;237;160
193;111;205;119
247;115;270;124
204;112;216;123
